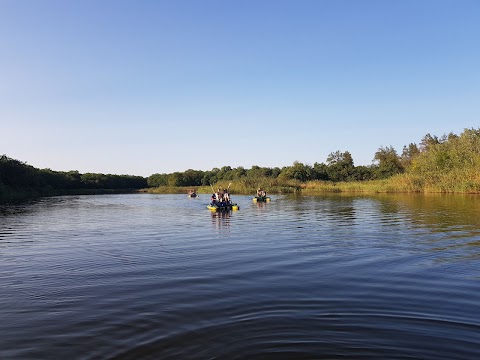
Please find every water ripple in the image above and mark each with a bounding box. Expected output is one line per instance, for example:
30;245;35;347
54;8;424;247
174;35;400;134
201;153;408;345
1;194;480;359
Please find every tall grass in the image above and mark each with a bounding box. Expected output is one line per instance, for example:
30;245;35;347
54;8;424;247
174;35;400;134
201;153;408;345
300;171;480;194
301;179;413;194
223;178;301;195
145;178;302;195
145;169;480;195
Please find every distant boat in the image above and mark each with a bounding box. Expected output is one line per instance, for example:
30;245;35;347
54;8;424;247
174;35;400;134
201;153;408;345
187;189;197;198
253;196;270;203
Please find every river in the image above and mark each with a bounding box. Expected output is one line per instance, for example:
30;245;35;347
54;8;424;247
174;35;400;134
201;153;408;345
1;193;479;359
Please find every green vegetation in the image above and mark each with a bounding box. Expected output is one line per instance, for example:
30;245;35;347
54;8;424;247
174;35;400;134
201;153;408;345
0;155;147;200
3;128;480;199
146;128;480;194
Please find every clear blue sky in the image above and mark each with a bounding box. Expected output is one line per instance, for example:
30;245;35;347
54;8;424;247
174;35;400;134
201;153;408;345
1;0;479;176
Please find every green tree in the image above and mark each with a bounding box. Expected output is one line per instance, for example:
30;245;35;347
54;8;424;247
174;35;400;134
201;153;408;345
147;173;168;187
247;165;272;178
400;143;420;169
201;171;217;186
312;162;329;180
350;165;375;181
373;146;403;179
182;169;204;186
420;133;440;152
326;151;354;182
231;166;247;179
271;167;281;178
167;172;183;187
278;161;312;181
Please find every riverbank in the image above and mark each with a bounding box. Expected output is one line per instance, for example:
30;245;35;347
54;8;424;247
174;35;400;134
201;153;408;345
301;171;480;194
144;172;480;195
144;178;302;196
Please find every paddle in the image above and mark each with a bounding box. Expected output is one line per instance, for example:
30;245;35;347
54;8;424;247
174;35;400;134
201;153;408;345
209;184;217;204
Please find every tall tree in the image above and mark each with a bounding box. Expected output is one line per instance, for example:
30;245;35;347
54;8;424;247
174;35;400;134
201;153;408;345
400;143;420;169
374;146;403;178
326;151;354;182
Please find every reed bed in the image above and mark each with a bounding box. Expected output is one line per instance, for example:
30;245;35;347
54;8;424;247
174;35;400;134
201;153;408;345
144;168;480;195
301;170;480;194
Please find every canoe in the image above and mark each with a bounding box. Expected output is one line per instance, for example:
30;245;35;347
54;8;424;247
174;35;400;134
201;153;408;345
207;203;239;211
253;196;270;203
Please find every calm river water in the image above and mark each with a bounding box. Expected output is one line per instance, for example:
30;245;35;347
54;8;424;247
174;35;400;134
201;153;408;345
1;193;480;359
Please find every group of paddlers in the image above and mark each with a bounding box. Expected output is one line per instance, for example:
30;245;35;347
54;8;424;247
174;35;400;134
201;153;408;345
201;185;270;206
210;187;231;206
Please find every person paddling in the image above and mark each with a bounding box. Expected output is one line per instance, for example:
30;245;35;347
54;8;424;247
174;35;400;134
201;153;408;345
223;188;230;204
257;188;266;197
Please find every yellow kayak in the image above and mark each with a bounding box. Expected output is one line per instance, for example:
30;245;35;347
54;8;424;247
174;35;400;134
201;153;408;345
253;196;271;203
207;203;239;211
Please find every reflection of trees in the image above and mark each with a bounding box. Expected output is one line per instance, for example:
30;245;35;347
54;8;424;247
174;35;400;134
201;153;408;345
285;193;480;263
283;194;357;231
254;202;268;212
369;193;480;263
309;192;480;235
375;193;480;232
0;198;40;216
0;197;65;247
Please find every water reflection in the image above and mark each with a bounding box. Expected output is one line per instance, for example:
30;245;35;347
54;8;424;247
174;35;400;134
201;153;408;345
1;193;480;359
253;201;269;214
299;192;480;234
0;197;42;216
307;193;480;265
210;210;231;231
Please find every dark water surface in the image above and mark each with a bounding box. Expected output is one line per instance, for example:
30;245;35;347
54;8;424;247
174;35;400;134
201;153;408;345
1;193;479;359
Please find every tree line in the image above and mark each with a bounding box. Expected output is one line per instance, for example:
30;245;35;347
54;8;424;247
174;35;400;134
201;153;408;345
147;128;480;188
146;151;402;188
0;155;147;197
147;141;412;187
2;128;479;197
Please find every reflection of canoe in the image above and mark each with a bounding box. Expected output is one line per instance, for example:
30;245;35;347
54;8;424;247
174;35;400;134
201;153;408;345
207;203;239;211
253;196;270;203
